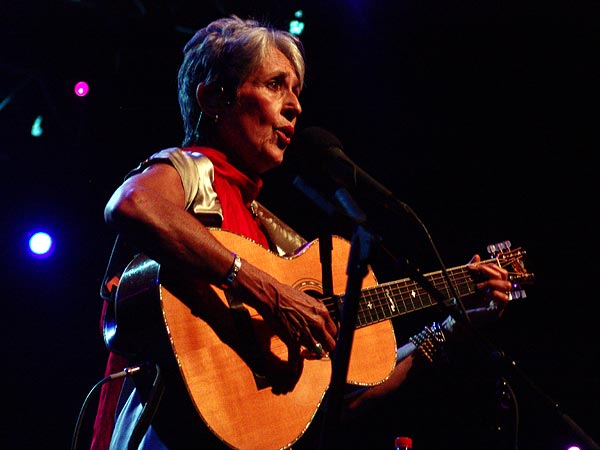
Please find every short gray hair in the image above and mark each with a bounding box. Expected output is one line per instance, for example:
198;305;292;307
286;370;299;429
178;15;306;146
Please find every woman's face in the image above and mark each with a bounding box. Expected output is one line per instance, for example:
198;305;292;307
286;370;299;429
218;46;302;175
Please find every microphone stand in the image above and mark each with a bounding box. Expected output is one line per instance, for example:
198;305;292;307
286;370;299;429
293;176;379;449
319;232;334;299
292;176;337;297
316;187;379;450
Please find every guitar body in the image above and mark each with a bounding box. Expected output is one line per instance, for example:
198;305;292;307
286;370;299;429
111;229;397;450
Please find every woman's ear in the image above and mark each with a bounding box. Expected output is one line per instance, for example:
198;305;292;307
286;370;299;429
196;83;230;118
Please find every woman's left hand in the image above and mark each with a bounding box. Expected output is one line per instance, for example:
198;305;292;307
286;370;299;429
467;254;513;318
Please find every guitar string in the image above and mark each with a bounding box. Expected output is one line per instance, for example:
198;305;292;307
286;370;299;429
353;250;528;325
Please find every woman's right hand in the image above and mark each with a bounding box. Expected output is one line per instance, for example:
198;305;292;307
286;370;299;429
232;262;338;372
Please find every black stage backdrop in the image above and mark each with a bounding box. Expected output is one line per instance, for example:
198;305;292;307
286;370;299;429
1;1;598;449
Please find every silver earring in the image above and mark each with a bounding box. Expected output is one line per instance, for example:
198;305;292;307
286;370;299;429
193;111;203;141
214;114;219;124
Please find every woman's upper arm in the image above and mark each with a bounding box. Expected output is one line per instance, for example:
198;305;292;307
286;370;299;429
105;162;186;224
125;163;186;206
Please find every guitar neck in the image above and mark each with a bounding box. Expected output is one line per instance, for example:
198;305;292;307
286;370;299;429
324;263;476;328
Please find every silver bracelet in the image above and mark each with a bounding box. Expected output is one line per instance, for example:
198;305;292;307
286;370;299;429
220;253;241;290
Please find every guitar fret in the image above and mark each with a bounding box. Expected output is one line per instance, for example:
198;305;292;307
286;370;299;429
365;289;384;323
383;285;400;317
356;296;369;327
392;285;409;316
409;279;429;310
429;272;452;300
377;291;389;318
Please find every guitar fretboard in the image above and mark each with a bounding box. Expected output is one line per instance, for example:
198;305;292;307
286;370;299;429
323;264;476;328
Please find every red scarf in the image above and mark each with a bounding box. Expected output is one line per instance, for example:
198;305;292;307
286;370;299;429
193;147;269;248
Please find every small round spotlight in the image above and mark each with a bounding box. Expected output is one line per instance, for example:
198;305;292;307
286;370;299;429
74;81;90;97
28;231;54;258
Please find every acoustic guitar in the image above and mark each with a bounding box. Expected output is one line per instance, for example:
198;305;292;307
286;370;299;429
105;229;532;450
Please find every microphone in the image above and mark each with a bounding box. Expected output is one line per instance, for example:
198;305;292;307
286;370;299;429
287;126;406;213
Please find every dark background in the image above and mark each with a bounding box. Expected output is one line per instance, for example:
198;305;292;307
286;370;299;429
1;1;598;449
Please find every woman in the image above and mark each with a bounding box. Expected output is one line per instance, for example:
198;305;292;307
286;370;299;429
91;15;512;450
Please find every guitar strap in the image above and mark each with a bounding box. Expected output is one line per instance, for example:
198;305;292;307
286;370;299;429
100;234;133;350
100;233;144;304
251;200;307;256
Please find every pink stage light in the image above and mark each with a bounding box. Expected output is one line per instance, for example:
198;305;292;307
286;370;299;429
74;81;89;97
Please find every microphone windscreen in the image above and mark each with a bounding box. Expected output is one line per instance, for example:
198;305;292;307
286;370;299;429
284;126;343;175
292;126;343;154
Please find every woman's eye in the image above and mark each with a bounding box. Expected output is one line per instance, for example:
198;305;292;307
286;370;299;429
267;80;282;90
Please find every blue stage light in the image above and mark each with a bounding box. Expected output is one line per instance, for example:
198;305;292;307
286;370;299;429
28;231;55;258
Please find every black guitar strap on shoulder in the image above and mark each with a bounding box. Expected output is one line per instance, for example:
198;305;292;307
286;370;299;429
100;234;137;353
100;234;129;303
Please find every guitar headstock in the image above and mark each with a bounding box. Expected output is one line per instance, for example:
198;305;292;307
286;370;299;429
487;240;534;301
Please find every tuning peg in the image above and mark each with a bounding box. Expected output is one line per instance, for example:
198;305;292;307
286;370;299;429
487;240;512;255
508;289;527;301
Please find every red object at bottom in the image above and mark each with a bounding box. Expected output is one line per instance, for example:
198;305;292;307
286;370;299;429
395;436;413;449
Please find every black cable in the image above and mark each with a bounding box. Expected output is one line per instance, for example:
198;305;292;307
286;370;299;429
393;199;471;323
496;376;520;450
506;378;520;450
70;364;146;450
